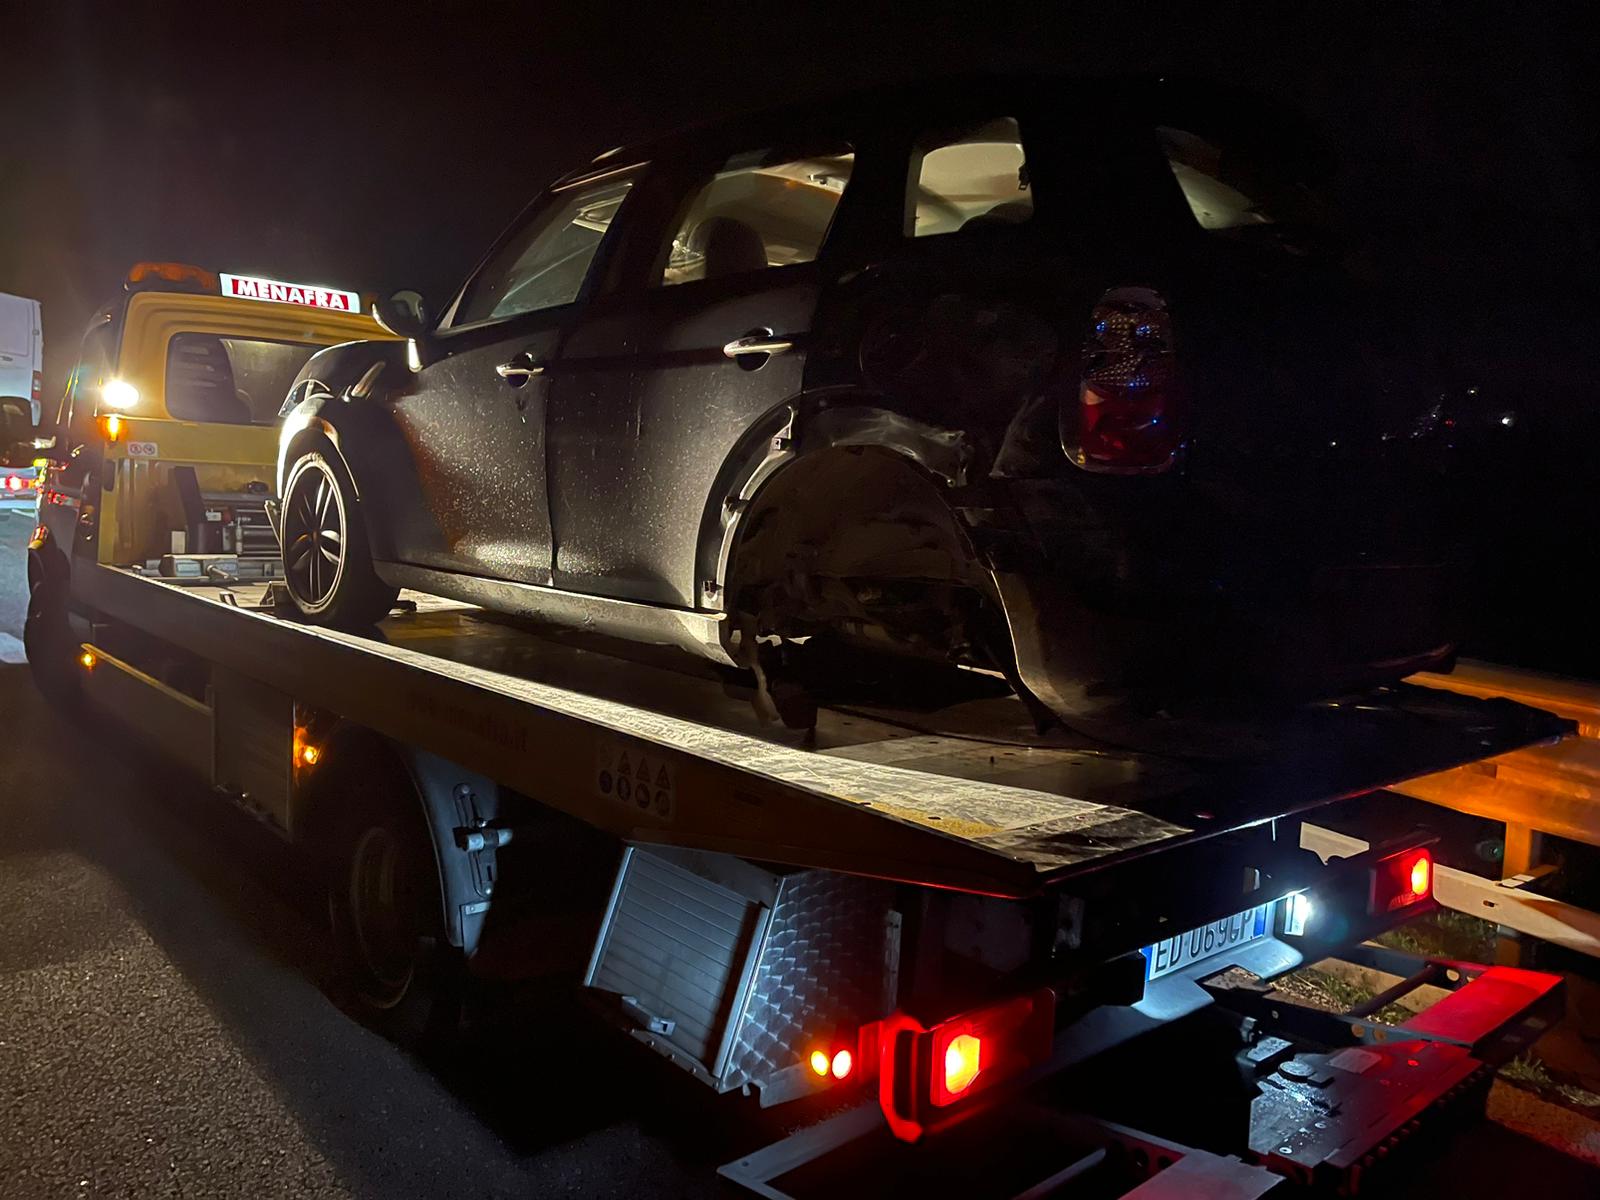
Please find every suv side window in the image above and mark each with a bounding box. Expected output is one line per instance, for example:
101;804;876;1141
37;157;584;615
658;146;854;286
451;172;636;327
907;117;1033;238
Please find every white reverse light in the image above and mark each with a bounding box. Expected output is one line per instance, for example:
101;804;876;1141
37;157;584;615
1283;892;1315;937
100;379;140;410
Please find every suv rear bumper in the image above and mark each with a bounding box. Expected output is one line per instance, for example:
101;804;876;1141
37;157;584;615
988;478;1463;724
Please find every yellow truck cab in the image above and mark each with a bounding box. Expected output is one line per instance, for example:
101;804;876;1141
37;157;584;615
18;262;392;692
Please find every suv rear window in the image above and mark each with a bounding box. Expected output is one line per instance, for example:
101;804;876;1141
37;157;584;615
1158;125;1334;242
660;146;854;286
907;117;1033;238
166;334;320;426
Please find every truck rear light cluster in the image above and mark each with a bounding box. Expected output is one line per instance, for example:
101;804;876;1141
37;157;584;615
1062;286;1184;475
876;987;1056;1141
4;474;27;492
1372;847;1433;914
1286;841;1436;945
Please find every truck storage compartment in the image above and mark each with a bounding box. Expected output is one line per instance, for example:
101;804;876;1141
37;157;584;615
585;845;893;1103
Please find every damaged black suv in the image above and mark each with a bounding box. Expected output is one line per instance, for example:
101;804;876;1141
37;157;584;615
277;77;1463;733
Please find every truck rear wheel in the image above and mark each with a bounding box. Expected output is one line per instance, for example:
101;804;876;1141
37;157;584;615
325;764;463;1049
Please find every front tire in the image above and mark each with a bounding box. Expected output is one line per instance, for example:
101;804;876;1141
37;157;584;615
280;447;397;628
23;578;82;707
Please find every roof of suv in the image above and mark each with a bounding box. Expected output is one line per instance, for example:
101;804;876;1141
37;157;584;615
563;74;1326;183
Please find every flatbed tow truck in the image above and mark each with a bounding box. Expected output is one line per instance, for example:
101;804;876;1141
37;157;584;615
9;265;1581;1197
59;560;1573;1198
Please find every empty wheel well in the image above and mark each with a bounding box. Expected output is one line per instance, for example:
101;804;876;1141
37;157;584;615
725;447;1000;663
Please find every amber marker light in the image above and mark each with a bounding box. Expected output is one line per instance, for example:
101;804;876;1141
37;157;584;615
293;728;322;770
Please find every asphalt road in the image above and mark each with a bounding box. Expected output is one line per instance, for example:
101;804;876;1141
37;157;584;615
0;516;738;1199
1;517;1596;1199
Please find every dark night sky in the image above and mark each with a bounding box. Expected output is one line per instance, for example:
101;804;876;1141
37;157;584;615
2;2;1595;669
4;2;1594;391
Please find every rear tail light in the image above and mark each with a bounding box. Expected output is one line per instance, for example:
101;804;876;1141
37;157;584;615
32;370;43;401
4;475;20;492
1062;286;1183;474
1372;847;1433;914
937;1032;983;1102
878;988;1056;1141
1285;840;1436;944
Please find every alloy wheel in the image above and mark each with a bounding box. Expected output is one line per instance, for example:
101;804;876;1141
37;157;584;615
284;461;347;607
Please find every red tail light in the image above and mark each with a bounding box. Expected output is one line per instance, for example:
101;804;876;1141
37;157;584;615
32;370;43;401
878;988;1056;1141
4;475;19;492
1063;286;1183;474
1372;847;1433;914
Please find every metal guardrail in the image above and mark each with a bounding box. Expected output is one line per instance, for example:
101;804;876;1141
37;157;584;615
1398;660;1600;956
1405;660;1600;860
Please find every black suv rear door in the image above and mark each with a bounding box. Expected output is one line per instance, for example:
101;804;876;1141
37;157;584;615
545;140;859;608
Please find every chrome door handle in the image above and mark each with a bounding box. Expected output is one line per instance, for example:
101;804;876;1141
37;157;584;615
495;360;546;380
722;335;794;359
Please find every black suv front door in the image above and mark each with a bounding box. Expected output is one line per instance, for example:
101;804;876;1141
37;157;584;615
546;144;856;608
388;169;636;585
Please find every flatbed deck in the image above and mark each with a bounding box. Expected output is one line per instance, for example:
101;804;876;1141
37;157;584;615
81;563;1573;897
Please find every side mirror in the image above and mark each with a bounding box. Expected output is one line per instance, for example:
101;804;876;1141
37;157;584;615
371;289;430;340
0;395;38;469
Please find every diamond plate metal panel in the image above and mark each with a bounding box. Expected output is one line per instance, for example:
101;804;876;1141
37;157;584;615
587;847;894;1096
724;870;893;1094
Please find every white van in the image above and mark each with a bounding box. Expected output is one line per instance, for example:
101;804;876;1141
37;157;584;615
0;292;44;422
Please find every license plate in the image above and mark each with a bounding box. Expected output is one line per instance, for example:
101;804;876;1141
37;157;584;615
1142;902;1275;981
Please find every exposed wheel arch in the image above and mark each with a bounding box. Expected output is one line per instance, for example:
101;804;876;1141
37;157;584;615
720;443;1006;675
700;399;984;611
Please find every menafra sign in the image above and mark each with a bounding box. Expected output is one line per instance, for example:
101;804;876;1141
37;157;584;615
220;273;362;313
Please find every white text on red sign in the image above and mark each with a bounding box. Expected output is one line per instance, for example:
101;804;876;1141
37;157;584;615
220;273;360;313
